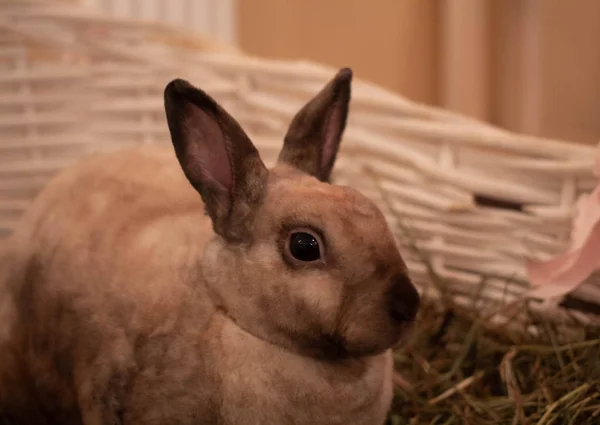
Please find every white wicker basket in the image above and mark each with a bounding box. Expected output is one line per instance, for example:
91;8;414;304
2;0;599;325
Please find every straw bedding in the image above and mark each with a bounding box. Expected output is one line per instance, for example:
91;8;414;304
387;296;600;425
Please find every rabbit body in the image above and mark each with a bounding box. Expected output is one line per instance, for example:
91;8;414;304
0;69;419;425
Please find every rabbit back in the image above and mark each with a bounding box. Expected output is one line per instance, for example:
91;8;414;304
0;145;221;424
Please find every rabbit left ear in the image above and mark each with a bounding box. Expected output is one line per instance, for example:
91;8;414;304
277;68;352;183
164;78;268;242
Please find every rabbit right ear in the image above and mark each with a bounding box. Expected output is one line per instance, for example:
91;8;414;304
164;79;268;243
277;68;352;183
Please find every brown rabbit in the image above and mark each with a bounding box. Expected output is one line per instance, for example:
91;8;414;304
0;68;420;425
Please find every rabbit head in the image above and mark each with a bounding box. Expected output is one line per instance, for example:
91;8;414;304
164;68;420;359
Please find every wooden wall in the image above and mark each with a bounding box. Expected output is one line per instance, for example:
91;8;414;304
237;0;600;146
237;0;439;106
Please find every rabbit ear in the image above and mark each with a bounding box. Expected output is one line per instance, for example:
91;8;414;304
164;79;268;242
277;68;352;182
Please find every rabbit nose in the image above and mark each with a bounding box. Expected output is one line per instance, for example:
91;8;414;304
389;274;420;323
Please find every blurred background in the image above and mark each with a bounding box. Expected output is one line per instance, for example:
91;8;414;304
81;0;600;146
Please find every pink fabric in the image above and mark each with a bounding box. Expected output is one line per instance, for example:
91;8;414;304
525;143;600;300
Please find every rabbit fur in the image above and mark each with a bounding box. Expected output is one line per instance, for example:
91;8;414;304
0;68;420;425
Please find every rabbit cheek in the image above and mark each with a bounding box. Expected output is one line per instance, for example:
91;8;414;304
333;294;398;357
338;274;419;356
271;275;344;350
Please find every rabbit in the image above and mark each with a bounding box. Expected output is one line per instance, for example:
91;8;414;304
0;67;420;425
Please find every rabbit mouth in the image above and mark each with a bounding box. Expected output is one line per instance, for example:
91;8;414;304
274;326;352;361
315;333;350;360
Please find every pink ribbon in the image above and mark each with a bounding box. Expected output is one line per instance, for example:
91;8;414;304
525;143;600;300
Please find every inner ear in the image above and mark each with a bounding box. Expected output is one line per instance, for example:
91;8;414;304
181;102;233;194
277;68;352;182
320;97;346;174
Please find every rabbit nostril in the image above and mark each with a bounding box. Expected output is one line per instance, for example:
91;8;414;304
389;273;420;323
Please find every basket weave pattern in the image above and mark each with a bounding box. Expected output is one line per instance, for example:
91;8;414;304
1;0;599;323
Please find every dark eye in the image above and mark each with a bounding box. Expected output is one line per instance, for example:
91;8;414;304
289;232;321;262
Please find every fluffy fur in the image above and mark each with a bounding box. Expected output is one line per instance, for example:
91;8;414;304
0;68;420;425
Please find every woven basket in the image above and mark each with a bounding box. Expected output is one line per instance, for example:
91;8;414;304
2;0;599;326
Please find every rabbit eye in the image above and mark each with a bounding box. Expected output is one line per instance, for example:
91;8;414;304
289;232;321;262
